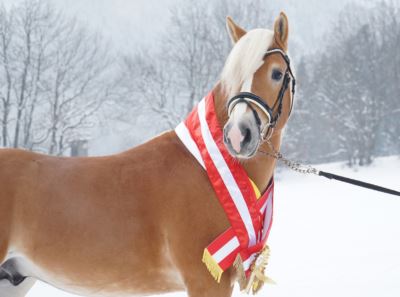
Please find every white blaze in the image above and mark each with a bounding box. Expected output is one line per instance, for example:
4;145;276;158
227;102;248;153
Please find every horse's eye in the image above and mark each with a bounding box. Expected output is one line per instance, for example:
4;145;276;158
271;70;283;81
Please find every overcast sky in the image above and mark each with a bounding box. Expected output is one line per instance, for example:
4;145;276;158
50;0;176;49
2;0;176;53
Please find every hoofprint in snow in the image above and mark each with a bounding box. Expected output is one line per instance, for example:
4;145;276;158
28;156;400;297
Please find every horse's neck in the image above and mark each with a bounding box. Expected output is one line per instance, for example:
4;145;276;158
213;83;281;193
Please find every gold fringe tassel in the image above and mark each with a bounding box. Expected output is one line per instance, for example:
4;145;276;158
202;248;223;283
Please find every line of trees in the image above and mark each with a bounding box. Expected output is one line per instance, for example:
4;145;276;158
119;0;400;166
1;0;399;166
0;0;112;155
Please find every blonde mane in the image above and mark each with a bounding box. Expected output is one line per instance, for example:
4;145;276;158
221;29;274;97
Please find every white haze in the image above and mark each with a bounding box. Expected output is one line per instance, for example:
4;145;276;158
1;0;387;155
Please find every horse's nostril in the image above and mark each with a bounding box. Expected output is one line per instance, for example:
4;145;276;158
243;128;251;144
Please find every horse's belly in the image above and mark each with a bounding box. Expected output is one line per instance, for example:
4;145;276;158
15;252;185;296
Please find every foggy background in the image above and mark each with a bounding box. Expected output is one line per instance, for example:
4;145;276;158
0;0;399;297
1;0;398;166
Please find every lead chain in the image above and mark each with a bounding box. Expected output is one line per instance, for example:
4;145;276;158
258;140;320;175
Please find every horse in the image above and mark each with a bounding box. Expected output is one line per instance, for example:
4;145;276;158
0;12;294;297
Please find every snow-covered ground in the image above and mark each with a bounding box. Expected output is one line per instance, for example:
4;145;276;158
27;156;400;297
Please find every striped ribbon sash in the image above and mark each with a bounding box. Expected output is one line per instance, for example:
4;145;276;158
175;91;274;283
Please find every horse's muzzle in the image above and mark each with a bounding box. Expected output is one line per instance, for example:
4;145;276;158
223;118;260;159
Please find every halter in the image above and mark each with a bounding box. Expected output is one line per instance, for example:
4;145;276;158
227;48;296;141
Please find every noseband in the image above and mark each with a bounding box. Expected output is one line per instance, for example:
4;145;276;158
227;49;296;141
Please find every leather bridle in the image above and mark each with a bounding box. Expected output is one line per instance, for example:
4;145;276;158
227;49;296;141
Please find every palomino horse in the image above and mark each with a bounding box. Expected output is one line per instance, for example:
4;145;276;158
0;13;294;297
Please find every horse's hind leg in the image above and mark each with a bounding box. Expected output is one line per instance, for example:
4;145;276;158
0;259;36;297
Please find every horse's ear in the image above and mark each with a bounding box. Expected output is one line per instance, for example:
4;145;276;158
226;16;246;44
274;12;289;50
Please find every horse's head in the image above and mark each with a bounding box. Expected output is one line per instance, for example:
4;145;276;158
222;13;295;159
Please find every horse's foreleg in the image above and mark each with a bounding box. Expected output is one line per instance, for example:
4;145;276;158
0;277;36;297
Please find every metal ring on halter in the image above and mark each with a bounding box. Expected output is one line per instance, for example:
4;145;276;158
260;122;273;141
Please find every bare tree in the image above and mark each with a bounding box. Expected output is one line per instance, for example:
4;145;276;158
0;0;113;155
118;0;273;133
0;5;14;147
120;52;182;128
11;0;56;149
45;27;111;155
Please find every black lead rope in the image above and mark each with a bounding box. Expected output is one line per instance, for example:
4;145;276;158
259;142;400;198
318;170;400;197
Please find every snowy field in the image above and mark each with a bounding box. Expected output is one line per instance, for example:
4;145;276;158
28;156;400;297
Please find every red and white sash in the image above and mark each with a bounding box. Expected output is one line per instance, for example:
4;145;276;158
175;91;274;282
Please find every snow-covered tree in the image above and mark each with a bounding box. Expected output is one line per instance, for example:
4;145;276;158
284;1;400;166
